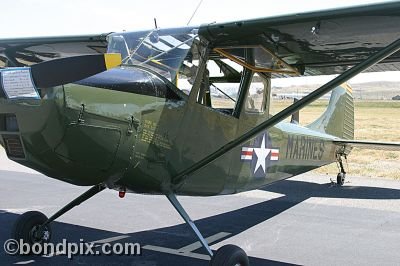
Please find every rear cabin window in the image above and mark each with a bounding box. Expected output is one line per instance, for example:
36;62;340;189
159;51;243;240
245;73;268;113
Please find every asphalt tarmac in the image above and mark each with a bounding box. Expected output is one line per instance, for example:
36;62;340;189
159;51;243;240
0;149;399;266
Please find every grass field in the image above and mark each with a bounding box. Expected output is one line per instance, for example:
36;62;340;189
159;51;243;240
272;100;400;179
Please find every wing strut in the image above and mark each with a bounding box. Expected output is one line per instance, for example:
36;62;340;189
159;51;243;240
172;37;400;189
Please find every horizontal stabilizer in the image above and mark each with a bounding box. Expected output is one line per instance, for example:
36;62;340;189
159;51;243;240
333;140;400;151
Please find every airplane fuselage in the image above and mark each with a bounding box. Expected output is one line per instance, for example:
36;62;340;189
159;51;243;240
0;67;345;196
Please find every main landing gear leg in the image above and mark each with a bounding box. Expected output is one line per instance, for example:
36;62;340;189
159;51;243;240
12;184;106;249
336;154;347;186
166;194;249;266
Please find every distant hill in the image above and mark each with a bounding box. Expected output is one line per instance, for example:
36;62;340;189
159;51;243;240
272;81;400;100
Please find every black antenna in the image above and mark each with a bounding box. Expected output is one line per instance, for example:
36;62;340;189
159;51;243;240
151;18;160;43
187;0;204;26
154;18;158;29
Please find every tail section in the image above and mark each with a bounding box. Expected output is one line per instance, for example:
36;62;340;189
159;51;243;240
307;83;354;139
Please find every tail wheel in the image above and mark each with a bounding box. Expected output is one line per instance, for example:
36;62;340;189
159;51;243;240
210;244;249;266
12;211;52;249
337;172;346;186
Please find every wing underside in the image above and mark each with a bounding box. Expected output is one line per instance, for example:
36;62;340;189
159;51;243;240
0;34;109;67
199;2;400;77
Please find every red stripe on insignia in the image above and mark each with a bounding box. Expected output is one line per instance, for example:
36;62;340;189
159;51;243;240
271;152;279;156
242;151;253;156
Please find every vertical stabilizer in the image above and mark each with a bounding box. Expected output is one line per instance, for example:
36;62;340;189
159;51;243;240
307;83;354;139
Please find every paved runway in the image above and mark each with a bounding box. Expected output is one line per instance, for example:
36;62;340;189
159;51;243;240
0;149;400;265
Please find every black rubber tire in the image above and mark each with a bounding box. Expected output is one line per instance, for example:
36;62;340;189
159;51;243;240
337;173;345;186
12;211;51;246
209;244;249;266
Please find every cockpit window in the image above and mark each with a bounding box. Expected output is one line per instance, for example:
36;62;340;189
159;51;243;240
107;27;199;92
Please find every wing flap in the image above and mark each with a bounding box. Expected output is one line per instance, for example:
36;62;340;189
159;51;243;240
333;140;400;151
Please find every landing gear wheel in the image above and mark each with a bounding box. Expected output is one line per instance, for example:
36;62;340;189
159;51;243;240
210;244;249;266
12;211;52;253
337;172;346;186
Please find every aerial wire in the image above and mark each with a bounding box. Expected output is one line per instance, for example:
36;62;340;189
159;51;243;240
187;0;204;25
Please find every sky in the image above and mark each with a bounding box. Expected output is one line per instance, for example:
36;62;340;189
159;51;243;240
2;0;399;84
1;0;396;37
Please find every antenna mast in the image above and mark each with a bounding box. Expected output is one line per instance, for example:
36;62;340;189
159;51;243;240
154;18;158;29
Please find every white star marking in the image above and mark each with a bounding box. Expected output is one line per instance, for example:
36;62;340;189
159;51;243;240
253;134;271;174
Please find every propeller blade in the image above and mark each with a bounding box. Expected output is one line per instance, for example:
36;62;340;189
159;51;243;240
30;53;122;88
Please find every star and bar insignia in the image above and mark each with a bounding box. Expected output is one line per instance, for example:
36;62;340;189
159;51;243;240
241;132;279;178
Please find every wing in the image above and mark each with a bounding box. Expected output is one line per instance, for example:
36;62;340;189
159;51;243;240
199;2;400;77
333;140;400;151
0;34;109;67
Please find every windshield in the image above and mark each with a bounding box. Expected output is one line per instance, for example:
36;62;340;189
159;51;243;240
107;27;199;89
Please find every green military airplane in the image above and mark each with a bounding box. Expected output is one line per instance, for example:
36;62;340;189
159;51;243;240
1;2;400;265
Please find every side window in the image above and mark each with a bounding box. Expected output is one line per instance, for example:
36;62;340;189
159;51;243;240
245;73;268;113
197;59;244;115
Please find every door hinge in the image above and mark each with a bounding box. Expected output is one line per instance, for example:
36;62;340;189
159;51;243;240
77;104;85;124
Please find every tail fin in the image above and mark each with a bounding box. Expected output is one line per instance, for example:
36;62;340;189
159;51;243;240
307;83;354;139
